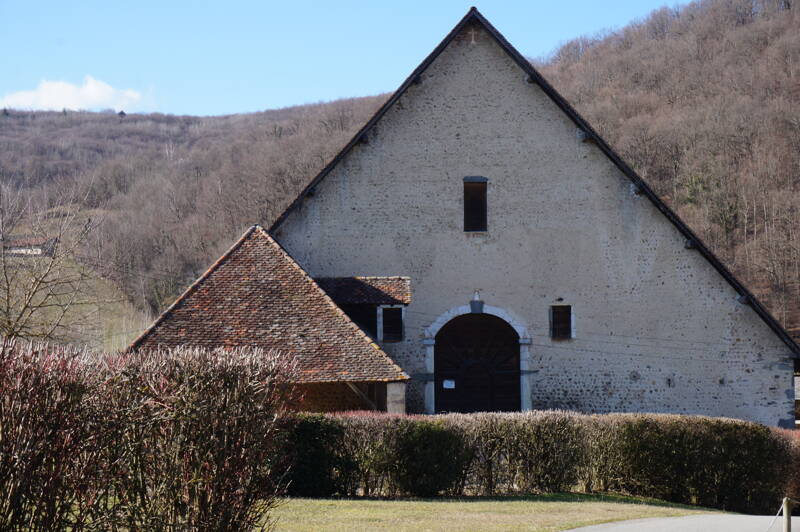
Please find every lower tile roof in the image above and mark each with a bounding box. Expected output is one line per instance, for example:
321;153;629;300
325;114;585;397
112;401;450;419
129;226;408;383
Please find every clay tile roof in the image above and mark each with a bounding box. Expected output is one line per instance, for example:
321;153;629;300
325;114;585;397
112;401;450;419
129;226;408;383
316;277;411;306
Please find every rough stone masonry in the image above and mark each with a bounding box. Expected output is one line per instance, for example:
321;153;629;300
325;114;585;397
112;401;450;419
273;15;796;427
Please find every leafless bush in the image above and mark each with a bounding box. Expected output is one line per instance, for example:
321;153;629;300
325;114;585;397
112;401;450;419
98;346;296;531
0;342;296;531
443;412;587;495
0;340;104;531
337;412;402;496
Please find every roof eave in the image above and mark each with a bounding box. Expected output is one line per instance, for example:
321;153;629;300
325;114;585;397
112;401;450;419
295;375;411;384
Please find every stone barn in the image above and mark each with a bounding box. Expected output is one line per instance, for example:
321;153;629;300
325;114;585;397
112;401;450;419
134;8;798;425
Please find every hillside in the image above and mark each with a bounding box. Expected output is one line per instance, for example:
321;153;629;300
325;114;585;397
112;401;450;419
0;97;387;318
1;0;799;343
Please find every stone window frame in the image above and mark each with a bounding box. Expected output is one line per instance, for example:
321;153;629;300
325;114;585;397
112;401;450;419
377;304;405;343
549;304;575;340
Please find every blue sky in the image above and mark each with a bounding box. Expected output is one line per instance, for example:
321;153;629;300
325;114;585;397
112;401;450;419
0;1;676;116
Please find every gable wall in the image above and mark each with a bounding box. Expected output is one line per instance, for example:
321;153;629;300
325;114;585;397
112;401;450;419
274;23;794;426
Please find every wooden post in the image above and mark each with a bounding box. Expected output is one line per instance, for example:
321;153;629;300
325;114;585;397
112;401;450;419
784;497;792;532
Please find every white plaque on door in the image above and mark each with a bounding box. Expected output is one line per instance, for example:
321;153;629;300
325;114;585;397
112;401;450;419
443;379;455;389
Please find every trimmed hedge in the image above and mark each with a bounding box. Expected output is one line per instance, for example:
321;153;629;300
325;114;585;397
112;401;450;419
286;411;794;513
446;412;586;495
390;418;471;497
4;337;795;522
585;414;791;513
285;414;354;496
286;414;471;497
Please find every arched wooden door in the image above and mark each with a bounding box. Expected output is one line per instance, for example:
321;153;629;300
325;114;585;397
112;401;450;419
434;313;520;413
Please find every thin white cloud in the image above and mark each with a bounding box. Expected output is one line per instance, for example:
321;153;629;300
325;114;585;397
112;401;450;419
0;76;142;111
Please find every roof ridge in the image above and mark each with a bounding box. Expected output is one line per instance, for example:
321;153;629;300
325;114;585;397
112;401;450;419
268;8;799;355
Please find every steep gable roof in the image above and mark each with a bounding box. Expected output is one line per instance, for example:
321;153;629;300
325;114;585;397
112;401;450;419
270;7;800;356
129;225;408;383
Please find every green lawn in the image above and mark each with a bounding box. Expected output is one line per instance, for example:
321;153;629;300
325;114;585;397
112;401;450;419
271;493;719;532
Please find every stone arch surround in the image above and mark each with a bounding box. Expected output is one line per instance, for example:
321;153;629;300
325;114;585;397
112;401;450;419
423;304;533;413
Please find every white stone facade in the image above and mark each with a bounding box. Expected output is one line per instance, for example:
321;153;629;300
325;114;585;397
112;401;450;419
273;21;795;427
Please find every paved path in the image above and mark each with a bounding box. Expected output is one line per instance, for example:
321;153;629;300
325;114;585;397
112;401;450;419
567;514;780;532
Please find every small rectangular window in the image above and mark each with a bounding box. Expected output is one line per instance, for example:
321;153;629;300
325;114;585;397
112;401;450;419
464;178;487;232
382;307;403;342
550;305;572;340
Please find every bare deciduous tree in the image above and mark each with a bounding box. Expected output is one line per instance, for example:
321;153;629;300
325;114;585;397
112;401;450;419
0;185;98;341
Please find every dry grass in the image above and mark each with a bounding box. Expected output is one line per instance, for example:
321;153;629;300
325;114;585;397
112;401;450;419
271;493;719;532
80;274;152;352
54;208;153;351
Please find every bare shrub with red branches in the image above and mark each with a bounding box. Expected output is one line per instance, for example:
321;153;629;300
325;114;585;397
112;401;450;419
0;340;101;531
99;347;296;531
0;342;296;531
